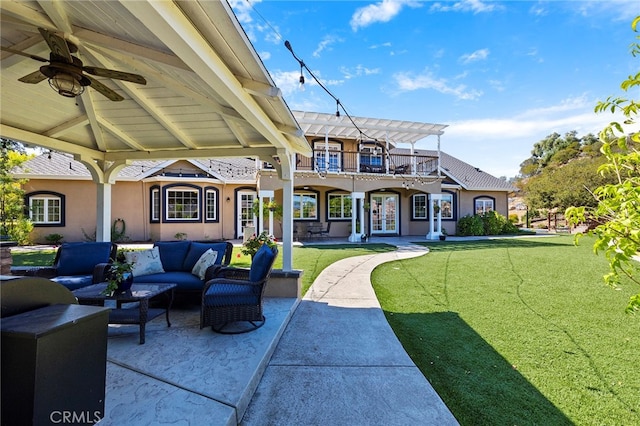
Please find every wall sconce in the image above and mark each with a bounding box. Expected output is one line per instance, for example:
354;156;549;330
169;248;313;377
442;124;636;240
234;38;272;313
226;197;231;202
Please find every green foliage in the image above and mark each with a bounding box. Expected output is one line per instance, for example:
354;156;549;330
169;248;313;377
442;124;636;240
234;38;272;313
0;143;33;242
566;15;640;314
174;232;187;241
240;231;276;257
9;219;33;245
457;211;518;236
44;233;64;245
457;214;484;236
524;156;611;211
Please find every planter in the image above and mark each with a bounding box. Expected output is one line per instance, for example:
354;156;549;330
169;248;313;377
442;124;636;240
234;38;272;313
439;235;446;241
117;273;134;292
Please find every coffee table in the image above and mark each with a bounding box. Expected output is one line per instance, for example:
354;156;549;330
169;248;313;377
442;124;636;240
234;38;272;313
73;283;176;344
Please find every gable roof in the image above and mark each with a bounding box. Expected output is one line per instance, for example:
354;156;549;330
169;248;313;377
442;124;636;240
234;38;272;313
388;148;514;192
1;1;310;166
12;152;257;183
15;149;515;192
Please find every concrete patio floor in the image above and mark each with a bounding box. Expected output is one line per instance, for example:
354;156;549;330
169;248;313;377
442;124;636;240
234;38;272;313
101;297;298;425
96;236;459;425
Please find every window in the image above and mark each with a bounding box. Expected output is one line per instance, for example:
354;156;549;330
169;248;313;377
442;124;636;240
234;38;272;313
167;189;199;220
412;194;427;219
328;194;352;219
293;192;317;220
205;189;217;221
475;198;494;214
151;188;160;222
361;146;383;167
441;194;453;219
30;195;61;224
314;142;341;172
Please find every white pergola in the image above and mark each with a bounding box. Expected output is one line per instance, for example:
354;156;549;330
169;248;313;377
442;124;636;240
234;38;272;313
0;0;311;270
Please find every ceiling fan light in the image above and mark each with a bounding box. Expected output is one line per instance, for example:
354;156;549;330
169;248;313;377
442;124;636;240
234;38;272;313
48;72;84;97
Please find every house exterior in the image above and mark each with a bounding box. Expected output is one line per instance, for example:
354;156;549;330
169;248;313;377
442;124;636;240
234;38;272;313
12;112;514;244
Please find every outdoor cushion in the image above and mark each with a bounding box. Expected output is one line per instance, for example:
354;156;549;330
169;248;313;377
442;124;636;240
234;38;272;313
51;274;94;291
125;247;165;277
182;242;227;271
203;283;260;307
56;242;113;276
191;249;218;280
249;244;276;282
155;241;191;271
134;271;204;291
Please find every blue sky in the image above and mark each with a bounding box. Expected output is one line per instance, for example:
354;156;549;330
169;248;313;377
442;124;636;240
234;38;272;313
230;0;638;178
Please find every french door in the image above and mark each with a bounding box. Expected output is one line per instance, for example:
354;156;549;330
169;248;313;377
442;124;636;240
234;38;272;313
237;190;257;238
370;193;398;234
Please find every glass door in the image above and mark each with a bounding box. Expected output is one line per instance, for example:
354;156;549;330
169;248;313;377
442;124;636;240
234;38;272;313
370;193;398;234
237;191;257;239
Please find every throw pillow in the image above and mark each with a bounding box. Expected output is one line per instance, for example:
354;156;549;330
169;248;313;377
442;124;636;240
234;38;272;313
124;247;165;277
191;248;218;280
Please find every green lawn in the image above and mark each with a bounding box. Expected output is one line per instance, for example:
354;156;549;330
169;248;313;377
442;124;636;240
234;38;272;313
371;236;639;426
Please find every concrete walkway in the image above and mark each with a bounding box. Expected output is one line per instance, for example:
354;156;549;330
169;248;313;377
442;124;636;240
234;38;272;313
241;241;459;425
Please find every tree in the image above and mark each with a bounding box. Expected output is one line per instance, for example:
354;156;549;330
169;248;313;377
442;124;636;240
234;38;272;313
566;16;640;314
0;139;33;244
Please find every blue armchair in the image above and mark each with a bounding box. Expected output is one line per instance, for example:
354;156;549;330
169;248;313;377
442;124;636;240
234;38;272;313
15;242;117;290
200;243;278;334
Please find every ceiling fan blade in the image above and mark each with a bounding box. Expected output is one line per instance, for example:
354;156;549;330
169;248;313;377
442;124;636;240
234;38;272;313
0;46;49;62
85;75;124;101
38;27;72;62
18;70;47;84
83;66;147;85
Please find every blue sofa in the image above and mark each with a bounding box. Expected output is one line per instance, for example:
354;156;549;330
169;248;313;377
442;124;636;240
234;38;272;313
12;242;117;290
132;241;233;292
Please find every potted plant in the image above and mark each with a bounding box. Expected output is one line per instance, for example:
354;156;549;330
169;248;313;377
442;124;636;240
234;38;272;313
103;255;134;296
439;229;447;241
241;231;277;259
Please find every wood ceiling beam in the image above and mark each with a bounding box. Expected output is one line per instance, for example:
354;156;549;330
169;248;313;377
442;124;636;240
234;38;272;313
103;146;278;162
43;115;89;138
36;0;72;34
119;0;294;152
82;48;198;150
1;123;103;160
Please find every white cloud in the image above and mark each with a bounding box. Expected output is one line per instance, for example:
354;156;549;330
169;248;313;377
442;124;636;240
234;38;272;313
259;51;271;61
350;0;422;31
271;70;307;96
369;42;393;49
313;35;344;58
340;65;381;80
393;70;483;100
430;0;501;14
459;48;489;64
429;96;639;177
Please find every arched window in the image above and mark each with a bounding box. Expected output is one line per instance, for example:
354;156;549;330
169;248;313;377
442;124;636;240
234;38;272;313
26;191;65;226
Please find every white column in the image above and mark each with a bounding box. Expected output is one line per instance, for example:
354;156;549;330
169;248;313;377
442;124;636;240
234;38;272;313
282;178;294;270
96;183;112;242
349;192;365;242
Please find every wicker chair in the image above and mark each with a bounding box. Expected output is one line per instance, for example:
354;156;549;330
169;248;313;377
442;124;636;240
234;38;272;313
200;244;278;334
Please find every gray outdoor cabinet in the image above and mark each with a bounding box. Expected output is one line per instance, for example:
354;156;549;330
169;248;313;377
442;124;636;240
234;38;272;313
1;304;110;426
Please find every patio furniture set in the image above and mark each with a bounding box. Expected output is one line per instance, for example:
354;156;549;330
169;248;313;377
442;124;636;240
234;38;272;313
9;240;279;342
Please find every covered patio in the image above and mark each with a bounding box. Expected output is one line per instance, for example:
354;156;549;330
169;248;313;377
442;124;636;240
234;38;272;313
0;0;311;270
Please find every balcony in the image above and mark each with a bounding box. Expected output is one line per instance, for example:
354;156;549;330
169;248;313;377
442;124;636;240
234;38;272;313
294;149;438;176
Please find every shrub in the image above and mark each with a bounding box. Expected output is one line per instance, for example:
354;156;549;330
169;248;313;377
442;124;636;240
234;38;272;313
45;233;64;245
457;212;520;236
457;214;484;236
